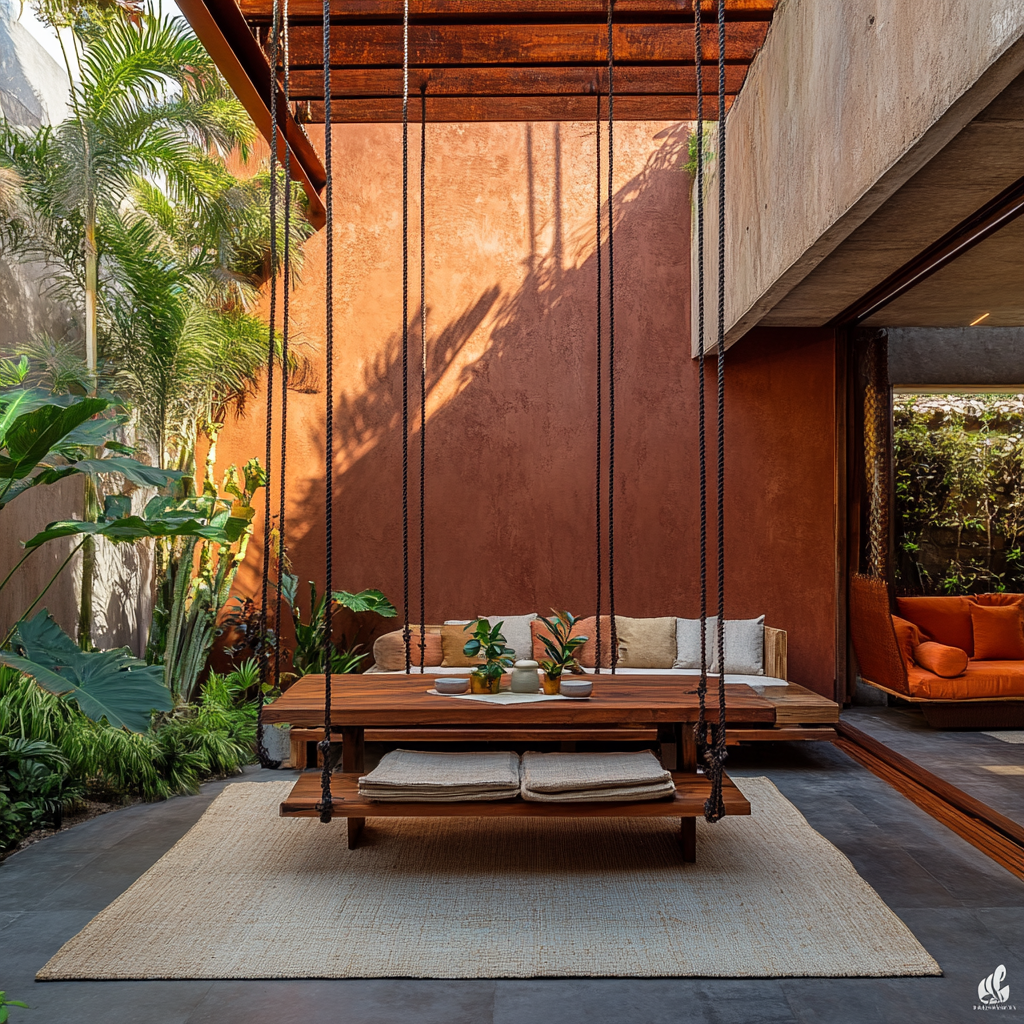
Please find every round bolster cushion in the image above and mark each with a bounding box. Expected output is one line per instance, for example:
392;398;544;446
912;641;968;678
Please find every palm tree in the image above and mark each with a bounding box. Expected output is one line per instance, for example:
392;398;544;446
2;8;253;372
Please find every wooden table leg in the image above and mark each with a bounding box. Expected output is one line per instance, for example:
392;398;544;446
680;817;696;862
681;722;697;773
341;726;366;847
657;725;677;770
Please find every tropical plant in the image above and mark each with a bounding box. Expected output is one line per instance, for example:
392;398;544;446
0;609;171;731
0;657;258;851
535;609;588;679
463;619;516;688
894;395;1024;595
277;571;396;677
0;988;30;1021
0;10;255;371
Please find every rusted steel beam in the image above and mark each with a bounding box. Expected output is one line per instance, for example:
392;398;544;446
177;0;327;227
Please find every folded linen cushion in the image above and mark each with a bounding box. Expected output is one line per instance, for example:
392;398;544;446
521;749;670;792
522;780;676;802
358;749;521;802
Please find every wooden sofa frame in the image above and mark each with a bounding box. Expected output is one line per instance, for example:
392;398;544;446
850;573;1024;728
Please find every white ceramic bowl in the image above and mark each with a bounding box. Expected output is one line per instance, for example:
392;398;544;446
559;679;593;698
435;677;470;694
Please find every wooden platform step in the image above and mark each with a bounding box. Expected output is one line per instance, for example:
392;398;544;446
279;770;751;820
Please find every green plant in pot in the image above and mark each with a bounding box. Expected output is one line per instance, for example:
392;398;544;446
463;620;515;694
537;610;589;694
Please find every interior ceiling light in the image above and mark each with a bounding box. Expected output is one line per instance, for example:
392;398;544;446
970;312;991;325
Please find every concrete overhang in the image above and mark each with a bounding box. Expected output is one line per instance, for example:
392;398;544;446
692;0;1024;354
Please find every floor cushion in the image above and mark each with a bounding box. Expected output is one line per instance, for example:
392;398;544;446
895;596;975;657
971;604;1024;661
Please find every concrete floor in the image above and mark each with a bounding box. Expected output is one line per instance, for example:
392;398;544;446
2;743;1023;1024
845;705;1024;827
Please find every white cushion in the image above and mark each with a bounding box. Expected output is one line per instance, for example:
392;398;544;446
480;613;537;664
370;664;788;686
673;615;764;675
673;616;716;670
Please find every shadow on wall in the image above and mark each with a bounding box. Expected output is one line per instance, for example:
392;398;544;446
232;120;696;645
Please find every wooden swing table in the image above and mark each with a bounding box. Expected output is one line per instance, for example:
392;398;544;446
267;673;775;860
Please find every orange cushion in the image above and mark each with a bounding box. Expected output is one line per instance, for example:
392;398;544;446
891;615;923;670
971;604;1024;661
908;661;1024;700
531;615;614;668
973;593;1024;608
896;596;974;656
912;641;968;678
373;627;443;670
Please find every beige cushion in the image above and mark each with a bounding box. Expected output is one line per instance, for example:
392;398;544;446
372;627;443;671
440;622;485;667
615;616;677;669
479;613;537;665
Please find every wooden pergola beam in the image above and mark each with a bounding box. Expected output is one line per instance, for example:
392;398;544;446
239;0;775;22
280;22;768;69
299;93;731;122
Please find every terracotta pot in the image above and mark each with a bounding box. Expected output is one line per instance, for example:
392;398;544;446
541;672;562;695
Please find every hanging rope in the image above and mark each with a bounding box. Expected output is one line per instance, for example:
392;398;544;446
607;0;617;673
707;0;729;822
272;0;292;707
696;0;729;823
257;0;281;770
401;0;411;674
317;0;334;823
418;83;427;671
693;0;709;786
594;85;603;674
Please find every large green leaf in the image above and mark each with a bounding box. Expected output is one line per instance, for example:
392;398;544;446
0;399;109;479
0;388;84;444
332;589;398;617
0;611;171;732
22;514;213;549
70;457;183;489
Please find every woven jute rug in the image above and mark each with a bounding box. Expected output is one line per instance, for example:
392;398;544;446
38;777;940;980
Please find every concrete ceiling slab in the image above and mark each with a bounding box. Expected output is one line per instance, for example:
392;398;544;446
761;71;1024;328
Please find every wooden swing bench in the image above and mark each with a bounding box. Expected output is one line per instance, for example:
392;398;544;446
267;673;772;860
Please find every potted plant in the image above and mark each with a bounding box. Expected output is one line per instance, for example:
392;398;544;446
462;619;516;694
536;610;589;694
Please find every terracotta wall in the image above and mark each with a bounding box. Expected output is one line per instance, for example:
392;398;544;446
214;122;838;697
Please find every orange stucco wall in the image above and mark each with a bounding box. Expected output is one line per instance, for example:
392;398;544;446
214;122;837;697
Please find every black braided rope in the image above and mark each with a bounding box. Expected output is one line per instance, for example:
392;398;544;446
594;86;602;674
419;84;427;671
257;1;280;770
401;0;411;674
693;0;709;787
607;0;617;673
272;0;291;703
705;0;729;823
318;0;334;822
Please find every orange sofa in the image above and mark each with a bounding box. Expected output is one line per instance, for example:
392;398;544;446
850;574;1024;728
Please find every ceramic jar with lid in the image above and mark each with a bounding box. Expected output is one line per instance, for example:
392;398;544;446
509;659;541;693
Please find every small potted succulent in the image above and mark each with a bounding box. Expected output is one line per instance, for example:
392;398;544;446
463;619;516;694
537;610;589;694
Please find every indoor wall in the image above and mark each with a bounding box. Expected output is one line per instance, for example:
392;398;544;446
213;122;838;697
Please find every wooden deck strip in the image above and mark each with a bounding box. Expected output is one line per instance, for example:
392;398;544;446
761;681;840;726
279;771;751;819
